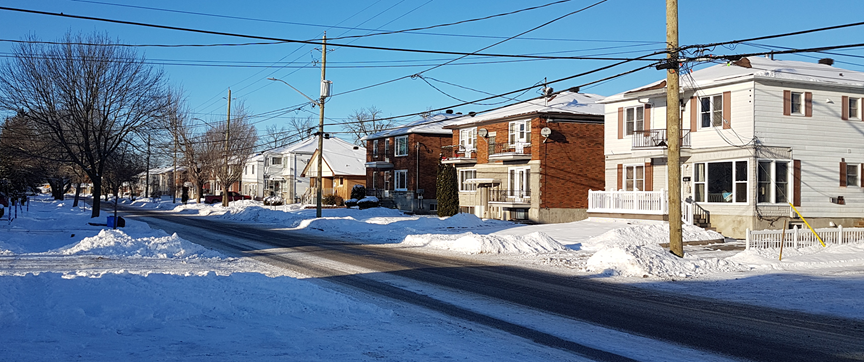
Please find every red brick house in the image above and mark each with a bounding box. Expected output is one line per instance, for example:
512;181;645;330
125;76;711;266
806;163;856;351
441;90;605;223
364;113;462;213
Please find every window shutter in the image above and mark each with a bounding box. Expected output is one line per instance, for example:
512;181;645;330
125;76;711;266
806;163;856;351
643;104;651;131
841;96;849;120
644;162;653;191
805;92;813;117
722;91;732;129
617;107;624;139
617;164;623;191
783;90;791;116
690;96;698;132
793;160;801;207
840;161;847;187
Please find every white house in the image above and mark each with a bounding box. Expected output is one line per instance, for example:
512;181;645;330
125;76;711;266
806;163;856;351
260;137;318;203
241;153;265;199
592;56;864;238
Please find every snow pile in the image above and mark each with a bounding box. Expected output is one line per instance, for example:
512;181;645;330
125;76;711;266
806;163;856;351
51;229;223;259
583;224;743;278
729;242;864;271
401;232;566;254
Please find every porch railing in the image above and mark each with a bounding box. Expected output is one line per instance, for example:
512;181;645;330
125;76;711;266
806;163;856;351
489;142;532;156
488;189;531;203
746;226;864;249
588;189;668;215
631;129;691;149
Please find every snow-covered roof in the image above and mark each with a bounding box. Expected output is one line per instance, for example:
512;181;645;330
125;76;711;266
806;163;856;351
266;137;319;155
444;91;605;128
363;113;463;140
301;137;367;177
603;57;864;102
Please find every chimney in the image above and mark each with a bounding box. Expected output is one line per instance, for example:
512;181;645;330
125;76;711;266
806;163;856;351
818;58;834;66
445;109;453;114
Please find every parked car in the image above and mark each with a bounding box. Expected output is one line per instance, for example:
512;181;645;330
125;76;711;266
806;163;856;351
203;191;251;204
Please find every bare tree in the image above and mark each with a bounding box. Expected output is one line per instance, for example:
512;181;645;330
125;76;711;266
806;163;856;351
0;32;168;217
207;101;257;206
0;111;75;200
263;116;314;150
342;106;391;145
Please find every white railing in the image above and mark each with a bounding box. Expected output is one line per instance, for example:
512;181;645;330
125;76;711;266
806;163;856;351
745;225;864;249
682;200;693;225
588;189;669;215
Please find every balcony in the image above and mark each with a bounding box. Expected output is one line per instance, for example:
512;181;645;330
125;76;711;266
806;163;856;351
488;142;531;161
441;145;476;164
488;189;531;206
631;129;691;149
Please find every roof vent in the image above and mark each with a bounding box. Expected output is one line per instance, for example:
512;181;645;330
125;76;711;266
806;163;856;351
818;58;834;66
445;109;453;114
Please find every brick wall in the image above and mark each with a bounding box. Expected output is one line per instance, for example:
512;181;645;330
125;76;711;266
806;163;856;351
365;133;450;200
536;119;605;209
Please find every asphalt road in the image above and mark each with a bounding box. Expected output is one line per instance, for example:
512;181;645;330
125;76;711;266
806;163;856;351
120;206;864;362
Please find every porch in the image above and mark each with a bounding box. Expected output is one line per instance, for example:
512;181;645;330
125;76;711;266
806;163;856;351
587;189;710;227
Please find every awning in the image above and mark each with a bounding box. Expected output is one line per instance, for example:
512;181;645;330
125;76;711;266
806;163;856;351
365;161;393;169
268;176;285;181
463;178;499;184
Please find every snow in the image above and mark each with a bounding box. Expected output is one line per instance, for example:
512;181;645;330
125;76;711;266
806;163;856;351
2;196;864;359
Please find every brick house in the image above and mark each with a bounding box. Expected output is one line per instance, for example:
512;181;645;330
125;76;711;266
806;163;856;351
364;113;462;213
442;91;605;223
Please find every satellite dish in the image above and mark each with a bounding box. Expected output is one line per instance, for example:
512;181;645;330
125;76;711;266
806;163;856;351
540;127;552;137
478;128;488;138
543;87;554;96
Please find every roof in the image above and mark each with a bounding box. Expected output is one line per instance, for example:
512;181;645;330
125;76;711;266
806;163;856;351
603;57;864;102
443;91;605;128
301;137;367;177
363;113;463;140
266;137;320;155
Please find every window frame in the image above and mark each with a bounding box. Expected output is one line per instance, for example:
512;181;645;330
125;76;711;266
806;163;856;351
395;136;409;157
459;128;476;153
757;160;791;204
623;164;645;191
849;97;861;120
507;166;531;198
394;169;408;191
458;169;477;192
624;105;645;135
508;120;531;145
700;95;724;128
372;139;379;158
847;163;860;187
271;156;282;166
692;160;749;204
790;92;804;115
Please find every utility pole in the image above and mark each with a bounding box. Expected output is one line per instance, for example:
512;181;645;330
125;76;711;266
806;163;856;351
666;0;684;257
145;134;151;200
173;118;178;203
315;33;327;218
223;89;232;207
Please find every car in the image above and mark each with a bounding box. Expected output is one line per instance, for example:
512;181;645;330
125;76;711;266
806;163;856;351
203;191;251;204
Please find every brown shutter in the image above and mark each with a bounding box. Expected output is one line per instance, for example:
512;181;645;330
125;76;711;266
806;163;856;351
617;164;623;191
793;160;801;207
644;162;653;191
690;96;698;132
617;107;624;139
840;161;847;187
805;92;813;117
643;104;651;131
783;90;791;116
841;96;849;120
722;91;732;129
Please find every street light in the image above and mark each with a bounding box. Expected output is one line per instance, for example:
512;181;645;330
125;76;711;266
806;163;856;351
268;54;331;217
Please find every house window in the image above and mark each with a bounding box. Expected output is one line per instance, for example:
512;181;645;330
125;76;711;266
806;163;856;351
385;139;390;154
384;171;391;190
252;165;255;174
624;106;644;135
459;128;476;154
850;97;860;120
271;157;282;166
244;166;248;175
394;170;408;191
624;165;644;191
339;177;344;186
459;206;475;214
395;136;408;156
510;208;529;220
693;160;748;203
758;160;790;203
508;167;530;198
700;95;723;128
790;92;804;115
373;140;379;158
848;163;860;187
508;121;531;145
459;169;477;192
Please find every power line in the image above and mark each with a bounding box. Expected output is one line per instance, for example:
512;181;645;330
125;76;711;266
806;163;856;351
681;20;864;52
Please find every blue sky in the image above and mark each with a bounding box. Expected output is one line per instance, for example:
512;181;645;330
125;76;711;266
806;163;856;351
1;0;862;147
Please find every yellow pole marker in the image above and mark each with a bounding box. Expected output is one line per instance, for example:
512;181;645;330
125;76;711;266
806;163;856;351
779;219;787;261
788;203;826;247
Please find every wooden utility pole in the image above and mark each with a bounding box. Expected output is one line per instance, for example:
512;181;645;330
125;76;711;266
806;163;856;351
315;33;327;218
223;89;232;207
172;119;178;203
145;134;151;199
666;0;684;257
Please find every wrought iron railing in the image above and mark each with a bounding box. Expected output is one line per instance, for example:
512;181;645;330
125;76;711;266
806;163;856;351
488;189;531;202
631;129;691;149
442;145;476;159
489;142;531;156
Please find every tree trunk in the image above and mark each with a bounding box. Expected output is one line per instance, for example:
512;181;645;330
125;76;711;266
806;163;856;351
91;179;102;218
48;178;65;200
72;183;82;207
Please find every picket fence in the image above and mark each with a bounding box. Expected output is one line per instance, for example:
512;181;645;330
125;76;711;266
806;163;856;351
745;225;864;249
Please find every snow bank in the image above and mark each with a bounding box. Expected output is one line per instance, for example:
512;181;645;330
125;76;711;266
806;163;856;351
401;232;566;254
729;242;864;271
583;224;743;278
50;229;223;259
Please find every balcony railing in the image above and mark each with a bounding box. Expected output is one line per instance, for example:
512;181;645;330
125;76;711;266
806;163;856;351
489;142;531;156
488;189;531;203
631;129;691;149
588;189;703;225
442;145;476;160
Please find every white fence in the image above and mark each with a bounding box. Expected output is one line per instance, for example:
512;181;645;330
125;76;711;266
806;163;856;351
746;225;864;249
588;189;697;225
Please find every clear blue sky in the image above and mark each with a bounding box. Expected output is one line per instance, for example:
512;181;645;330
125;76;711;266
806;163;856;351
1;0;862;148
